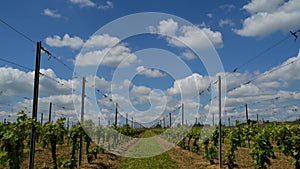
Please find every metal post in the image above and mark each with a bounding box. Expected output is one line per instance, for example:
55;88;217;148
29;41;41;169
78;77;85;167
48;102;52;122
212;112;214;126
182;103;184;126
41;113;43;125
245;104;249;124
67;117;69;130
218;76;222;168
126;113;128;126
115;103;118;126
169;112;171;128
245;104;250;148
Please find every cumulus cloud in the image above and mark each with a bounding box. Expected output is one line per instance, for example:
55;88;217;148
158;19;179;36
45;33;137;68
150;19;223;50
243;0;285;14
45;34;84;49
42;8;62;18
0;67;73;97
85;34;120;49
136;66;166;78
69;0;96;8
181;50;196;60
46;34;120;50
98;1;114;9
75;44;137;67
234;0;300;37
167;73;210;97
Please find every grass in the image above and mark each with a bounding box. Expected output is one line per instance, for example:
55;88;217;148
120;152;179;169
119;130;179;169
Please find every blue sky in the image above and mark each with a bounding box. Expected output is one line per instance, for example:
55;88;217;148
0;0;300;126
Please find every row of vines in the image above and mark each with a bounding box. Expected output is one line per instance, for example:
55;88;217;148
0;111;145;169
160;121;300;169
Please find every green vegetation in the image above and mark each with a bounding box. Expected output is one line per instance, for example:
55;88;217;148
120;152;179;169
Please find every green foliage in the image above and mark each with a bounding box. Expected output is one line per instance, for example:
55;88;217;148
272;124;300;168
66;124;83;168
201;127;219;165
202;139;217;164
41;118;66;169
225;121;245;169
250;127;275;169
0;111;33;169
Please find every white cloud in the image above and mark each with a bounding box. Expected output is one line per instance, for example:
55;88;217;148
43;8;62;18
167;73;210;97
243;0;285;14
234;0;300;37
86;76;111;92
171;26;223;49
219;19;235;27
130;85;151;105
98;1;114;9
136;66;166;78
85;34;120;48
46;33;137;68
151;19;223;50
69;0;96;8
219;4;236;11
75;45;137;67
46;34;120;50
256;51;300;82
45;34;84;49
181;50;196;60
0;67;73;97
207;13;213;18
228;83;260;97
158;19;179;36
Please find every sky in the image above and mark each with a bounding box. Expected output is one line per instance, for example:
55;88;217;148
0;0;300;127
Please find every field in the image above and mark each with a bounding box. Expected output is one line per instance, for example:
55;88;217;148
0;111;299;169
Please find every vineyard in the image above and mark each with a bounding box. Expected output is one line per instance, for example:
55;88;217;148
0;111;300;169
0;1;300;169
